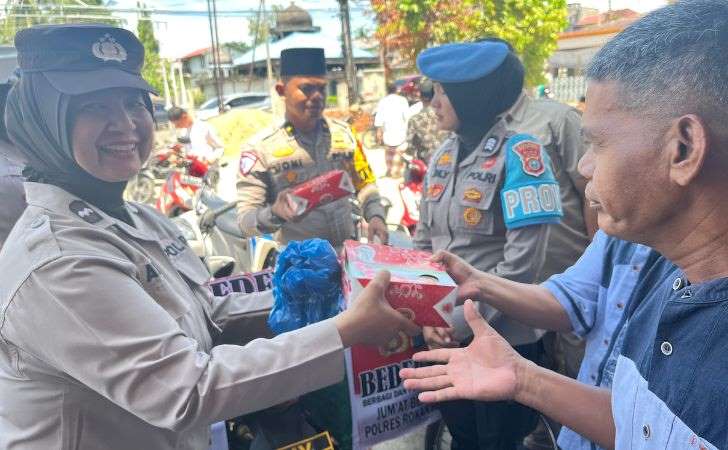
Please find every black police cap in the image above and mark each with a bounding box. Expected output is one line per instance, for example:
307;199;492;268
15;23;156;95
280;48;326;77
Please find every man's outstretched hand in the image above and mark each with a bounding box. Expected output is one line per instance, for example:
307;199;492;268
400;300;530;404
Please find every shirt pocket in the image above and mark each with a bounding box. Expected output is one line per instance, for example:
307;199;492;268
423;180;448;228
453;183;498;235
171;255;223;336
134;258;191;321
630;382;673;449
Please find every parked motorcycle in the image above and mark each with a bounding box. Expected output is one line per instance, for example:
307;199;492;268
125;141;185;204
398;155;427;236
171;185;279;277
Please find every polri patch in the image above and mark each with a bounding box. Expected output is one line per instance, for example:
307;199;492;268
512;139;545;177
69;200;103;224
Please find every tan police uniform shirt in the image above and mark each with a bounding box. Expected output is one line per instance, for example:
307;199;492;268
513;95;589;279
0;151;26;248
414;93;587;346
0;182;345;450
236;118;385;248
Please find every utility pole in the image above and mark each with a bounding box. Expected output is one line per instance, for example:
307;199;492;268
263;0;276;116
338;0;357;106
206;0;223;112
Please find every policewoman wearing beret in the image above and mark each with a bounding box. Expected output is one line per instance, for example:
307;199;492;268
0;24;418;450
236;48;388;249
414;40;589;449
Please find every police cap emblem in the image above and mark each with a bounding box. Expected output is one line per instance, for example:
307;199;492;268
92;33;128;62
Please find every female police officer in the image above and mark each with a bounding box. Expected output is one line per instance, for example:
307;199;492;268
0;24;418;450
413;40;570;449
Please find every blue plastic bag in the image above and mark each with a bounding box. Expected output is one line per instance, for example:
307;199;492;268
268;239;345;334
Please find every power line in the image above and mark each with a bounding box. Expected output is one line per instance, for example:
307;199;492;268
2;3;371;17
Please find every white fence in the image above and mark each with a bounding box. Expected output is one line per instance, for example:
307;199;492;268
550;75;587;103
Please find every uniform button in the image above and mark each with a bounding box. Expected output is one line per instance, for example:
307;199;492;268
616;302;624;309
672;277;683;291
30;216;46;229
603;339;609;346
661;341;673;356
632;265;641;271
642;424;651;439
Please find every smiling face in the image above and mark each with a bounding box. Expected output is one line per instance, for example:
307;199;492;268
68;88;154;182
431;82;460;132
277;76;327;131
578;81;681;242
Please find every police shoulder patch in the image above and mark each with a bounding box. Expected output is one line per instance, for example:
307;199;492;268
239;151;260;176
500;133;562;229
507;134;545;177
69;200;103;224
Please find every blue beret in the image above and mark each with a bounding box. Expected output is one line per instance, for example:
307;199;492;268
416;41;510;83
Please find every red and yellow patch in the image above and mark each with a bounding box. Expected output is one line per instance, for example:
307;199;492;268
482;157;497;170
463;188;483;202
463;207;483;226
428;183;444;199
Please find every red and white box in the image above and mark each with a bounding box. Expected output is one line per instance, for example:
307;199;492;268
288;170;355;216
342;240;456;327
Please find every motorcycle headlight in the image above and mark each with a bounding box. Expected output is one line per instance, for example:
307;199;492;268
171;217;197;242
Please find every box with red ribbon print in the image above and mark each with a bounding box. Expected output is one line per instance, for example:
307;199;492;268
342;240;456;327
288;170;355;216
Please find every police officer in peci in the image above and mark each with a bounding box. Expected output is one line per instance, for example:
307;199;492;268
0;24;419;449
236;48;388;248
414;39;591;450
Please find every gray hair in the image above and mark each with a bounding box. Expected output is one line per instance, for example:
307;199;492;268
587;0;728;127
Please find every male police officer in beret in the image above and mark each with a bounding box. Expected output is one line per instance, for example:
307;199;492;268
414;39;592;449
236;48;388;248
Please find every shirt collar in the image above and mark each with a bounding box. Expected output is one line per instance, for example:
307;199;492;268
24;181;157;242
504;91;529;124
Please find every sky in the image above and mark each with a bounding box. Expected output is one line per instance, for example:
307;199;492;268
111;0;374;58
109;0;669;59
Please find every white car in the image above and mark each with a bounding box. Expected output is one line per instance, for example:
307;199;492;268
196;92;271;120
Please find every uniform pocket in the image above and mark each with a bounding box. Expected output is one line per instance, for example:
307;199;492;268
454;197;495;235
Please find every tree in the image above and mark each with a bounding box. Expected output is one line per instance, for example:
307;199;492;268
370;0;568;86
1;0;118;44
136;2;163;94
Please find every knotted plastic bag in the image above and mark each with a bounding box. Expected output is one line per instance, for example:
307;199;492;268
268;238;345;334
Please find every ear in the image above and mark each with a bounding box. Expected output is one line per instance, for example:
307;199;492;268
667;114;710;187
275;81;285;97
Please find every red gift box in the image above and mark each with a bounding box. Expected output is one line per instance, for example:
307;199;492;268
287;170;355;216
342;240;456;327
